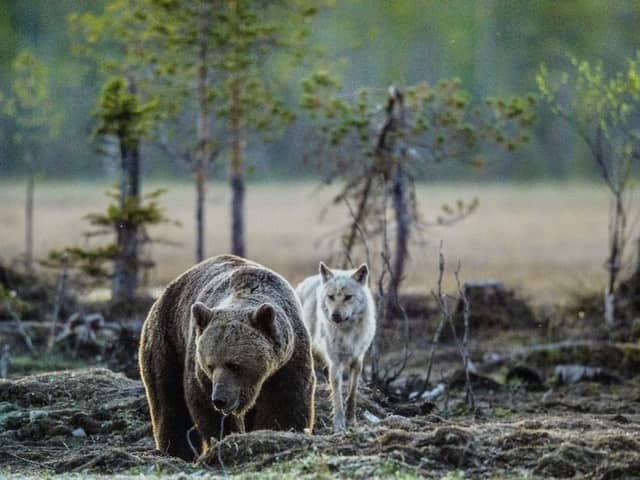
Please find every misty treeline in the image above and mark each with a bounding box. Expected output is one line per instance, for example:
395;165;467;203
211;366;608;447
1;0;640;319
2;0;640;182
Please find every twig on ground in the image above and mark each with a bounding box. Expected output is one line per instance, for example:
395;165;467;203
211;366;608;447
187;425;199;460
423;243;447;390
422;245;474;410
455;264;475;410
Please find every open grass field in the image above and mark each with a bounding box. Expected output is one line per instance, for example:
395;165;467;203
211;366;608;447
0;180;617;305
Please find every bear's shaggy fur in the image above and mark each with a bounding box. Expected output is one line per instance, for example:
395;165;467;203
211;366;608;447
139;255;315;460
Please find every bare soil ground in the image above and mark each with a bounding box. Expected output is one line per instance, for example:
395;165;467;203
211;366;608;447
1;342;639;480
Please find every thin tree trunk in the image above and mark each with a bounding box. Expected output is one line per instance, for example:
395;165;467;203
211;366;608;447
605;189;625;325
390;164;409;304
195;0;212;263
112;142;140;304
229;0;245;258
608;190;624;296
634;238;640;295
340;176;373;269
24;148;34;274
388;88;409;306
112;79;141;305
230;80;245;257
195;168;206;262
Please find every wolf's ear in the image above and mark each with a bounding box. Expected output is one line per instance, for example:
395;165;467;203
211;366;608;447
352;263;369;285
319;262;334;283
251;303;277;340
191;302;213;335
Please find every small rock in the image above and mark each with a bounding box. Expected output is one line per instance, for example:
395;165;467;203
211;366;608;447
420;383;446;401
555;364;621;385
611;414;630;424
71;427;87;437
29;410;48;421
382;415;414;430
363;410;381;424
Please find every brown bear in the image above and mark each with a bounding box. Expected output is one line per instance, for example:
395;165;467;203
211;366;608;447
139;255;315;460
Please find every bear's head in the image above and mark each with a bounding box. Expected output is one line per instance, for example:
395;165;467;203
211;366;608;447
190;302;291;416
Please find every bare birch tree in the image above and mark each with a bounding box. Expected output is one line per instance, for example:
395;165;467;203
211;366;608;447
538;55;640;324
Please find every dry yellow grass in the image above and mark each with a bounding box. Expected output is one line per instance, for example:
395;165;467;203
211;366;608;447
0;180;617;304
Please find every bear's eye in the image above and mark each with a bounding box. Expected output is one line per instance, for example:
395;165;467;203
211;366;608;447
226;362;242;373
344;295;353;301
328;295;335;301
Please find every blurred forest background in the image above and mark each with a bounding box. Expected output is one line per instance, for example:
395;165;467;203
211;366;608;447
2;0;640;307
1;0;639;181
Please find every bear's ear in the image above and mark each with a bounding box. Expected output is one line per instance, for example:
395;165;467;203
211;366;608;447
352;263;369;285
251;303;277;340
319;262;334;283
191;302;213;335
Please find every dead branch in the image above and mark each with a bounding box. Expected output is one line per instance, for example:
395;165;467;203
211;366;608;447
343;196;372;269
54;312;110;346
455;265;475;409
2;300;34;353
424;244;447;389
340;177;373;269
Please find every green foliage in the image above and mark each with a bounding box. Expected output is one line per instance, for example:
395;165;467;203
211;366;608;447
47;188;171;283
71;0;323;165
4;0;640;179
95;78;156;149
537;54;640;180
0;50;61;148
303;77;535;166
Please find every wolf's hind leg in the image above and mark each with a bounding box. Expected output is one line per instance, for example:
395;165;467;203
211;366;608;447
346;357;362;426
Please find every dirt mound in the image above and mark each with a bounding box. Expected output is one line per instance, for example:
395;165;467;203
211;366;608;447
454;281;540;331
399;285;538;333
0;369;172;473
0;367;639;477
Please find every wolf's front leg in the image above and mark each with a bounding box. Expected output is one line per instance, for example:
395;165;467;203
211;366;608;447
329;362;345;432
346;357;362;427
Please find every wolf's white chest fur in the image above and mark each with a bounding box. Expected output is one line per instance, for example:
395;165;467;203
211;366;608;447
314;300;374;364
297;273;376;367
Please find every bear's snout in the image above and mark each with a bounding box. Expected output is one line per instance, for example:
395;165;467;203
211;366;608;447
211;385;239;414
